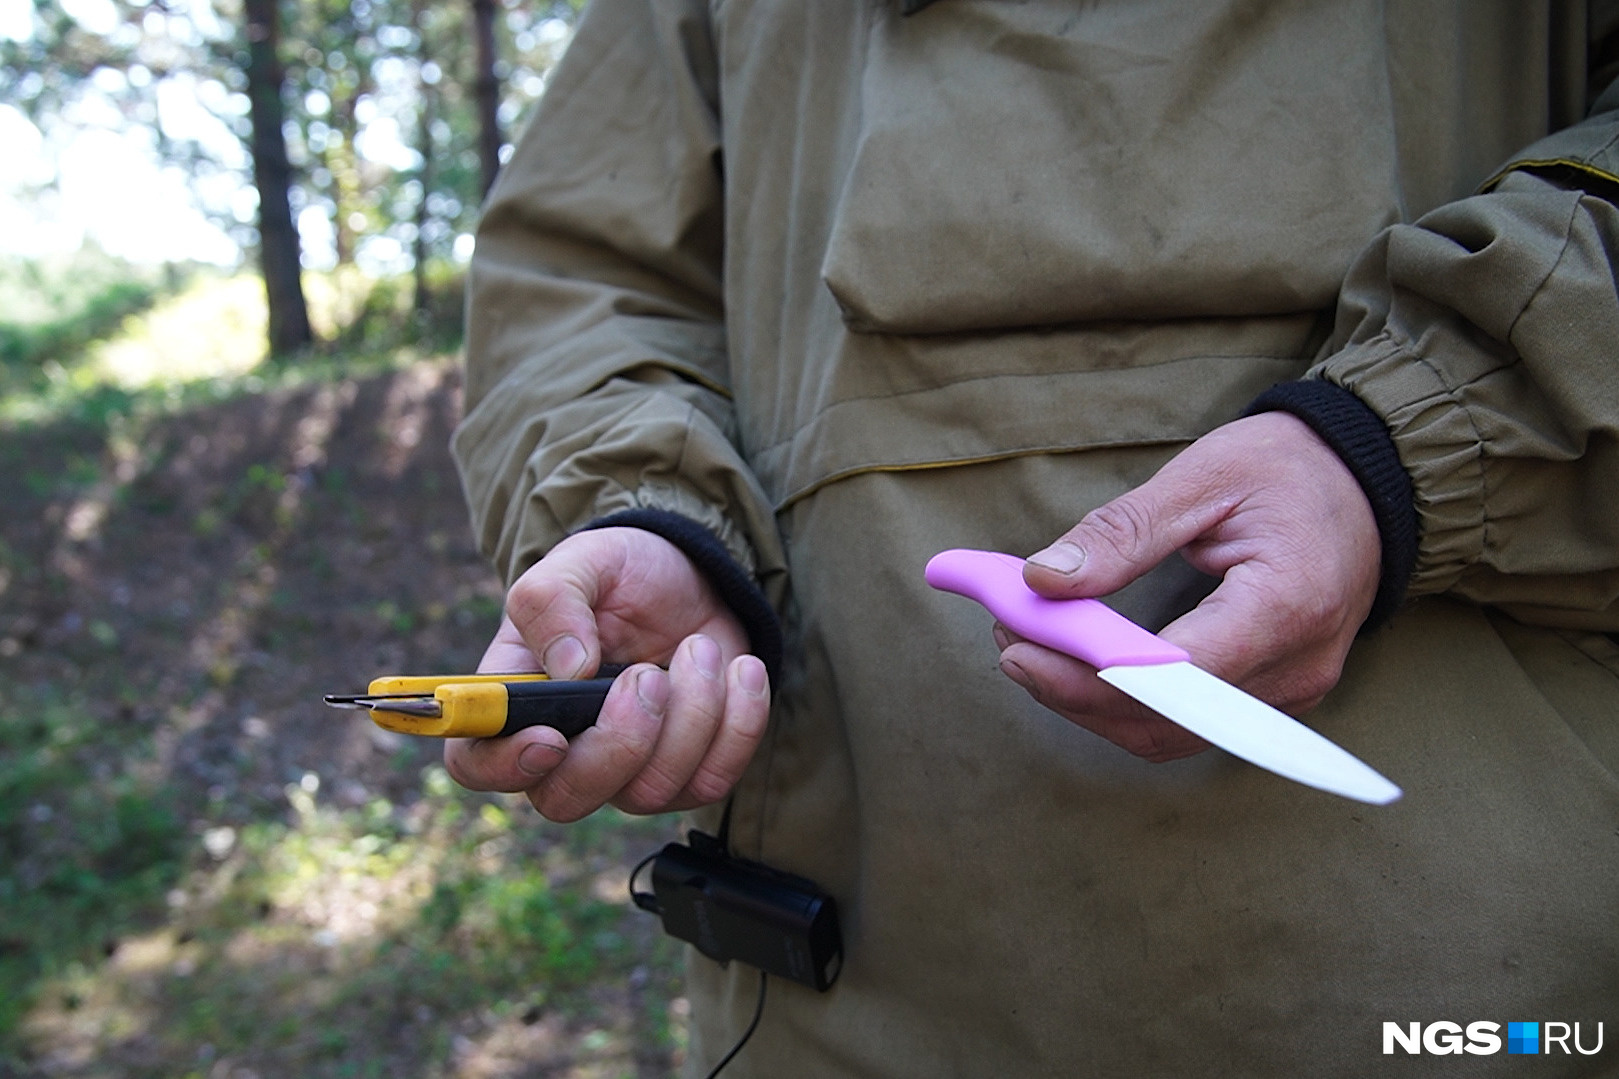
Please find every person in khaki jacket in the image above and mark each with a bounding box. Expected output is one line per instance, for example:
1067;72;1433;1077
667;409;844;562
446;1;1619;1075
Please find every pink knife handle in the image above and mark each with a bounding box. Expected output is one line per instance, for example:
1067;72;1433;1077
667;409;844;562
925;548;1191;668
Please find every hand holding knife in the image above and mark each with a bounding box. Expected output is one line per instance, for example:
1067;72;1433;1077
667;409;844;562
324;668;624;739
926;548;1402;805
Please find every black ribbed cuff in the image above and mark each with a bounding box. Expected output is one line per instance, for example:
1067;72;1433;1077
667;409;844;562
1243;379;1418;631
578;509;784;683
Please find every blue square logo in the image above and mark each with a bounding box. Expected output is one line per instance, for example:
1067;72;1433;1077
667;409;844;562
1508;1022;1540;1054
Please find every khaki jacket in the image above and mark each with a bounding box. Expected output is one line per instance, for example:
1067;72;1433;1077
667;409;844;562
455;3;1619;1075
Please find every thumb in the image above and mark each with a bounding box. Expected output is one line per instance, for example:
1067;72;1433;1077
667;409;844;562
478;616;548;675
502;541;617;680
1024;476;1220;599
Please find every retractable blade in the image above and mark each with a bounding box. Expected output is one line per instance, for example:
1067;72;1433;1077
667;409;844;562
323;671;621;739
924;548;1401;805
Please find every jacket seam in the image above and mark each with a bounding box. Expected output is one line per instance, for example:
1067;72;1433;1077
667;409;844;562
1474;193;1586;583
772;439;1191;513
748;351;1303;463
1479;156;1619;200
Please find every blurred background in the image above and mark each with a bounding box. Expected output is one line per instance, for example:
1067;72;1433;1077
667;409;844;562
1;1;689;1075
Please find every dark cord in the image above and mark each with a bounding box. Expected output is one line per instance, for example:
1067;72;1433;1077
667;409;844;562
703;971;768;1079
629;804;769;1075
628;849;661;914
715;793;735;850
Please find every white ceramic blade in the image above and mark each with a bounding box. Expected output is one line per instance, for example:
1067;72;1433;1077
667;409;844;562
1098;661;1402;805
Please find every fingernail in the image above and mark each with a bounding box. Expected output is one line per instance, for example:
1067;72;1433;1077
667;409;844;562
992;624;1011;652
999;657;1041;703
636;668;669;717
542;635;587;679
691;635;722;679
737;656;768;697
518;742;564;777
1028;541;1085;575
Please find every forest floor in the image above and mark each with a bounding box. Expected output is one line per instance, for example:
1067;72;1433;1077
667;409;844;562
0;346;687;1078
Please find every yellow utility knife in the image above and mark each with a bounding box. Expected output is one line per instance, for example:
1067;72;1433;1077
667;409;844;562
323;669;622;738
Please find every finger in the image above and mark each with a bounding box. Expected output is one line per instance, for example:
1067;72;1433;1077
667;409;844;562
611;635;731;814
527;664;667;822
1024;470;1225;600
477;615;547;675
1156;576;1345;716
993;619;1126;714
996;596;1211;759
998;639;1211;762
444;724;570;794
505;546;611;679
669;653;771;810
997;638;1153;727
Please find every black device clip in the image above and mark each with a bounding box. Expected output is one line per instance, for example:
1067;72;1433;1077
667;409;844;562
632;830;842;992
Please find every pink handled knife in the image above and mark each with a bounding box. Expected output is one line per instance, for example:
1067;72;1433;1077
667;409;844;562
925;548;1401;805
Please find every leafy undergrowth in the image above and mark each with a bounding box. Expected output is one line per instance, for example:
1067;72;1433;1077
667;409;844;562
0;314;688;1076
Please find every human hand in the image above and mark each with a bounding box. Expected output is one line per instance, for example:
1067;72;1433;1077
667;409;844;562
995;411;1381;762
444;527;770;821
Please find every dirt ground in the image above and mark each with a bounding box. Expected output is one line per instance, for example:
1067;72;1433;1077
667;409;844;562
1;360;494;813
0;356;686;1076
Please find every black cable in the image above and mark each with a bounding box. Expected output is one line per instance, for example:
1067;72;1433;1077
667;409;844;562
715;793;735;850
703;970;768;1079
628;849;661;914
629;838;771;1075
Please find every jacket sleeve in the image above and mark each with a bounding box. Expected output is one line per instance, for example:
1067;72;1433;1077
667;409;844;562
1305;58;1619;632
450;0;787;604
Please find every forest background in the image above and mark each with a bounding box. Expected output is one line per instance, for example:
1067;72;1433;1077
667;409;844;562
1;2;691;1076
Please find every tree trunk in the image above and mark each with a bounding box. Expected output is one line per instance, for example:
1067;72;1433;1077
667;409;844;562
244;0;313;356
413;0;435;315
471;0;502;199
413;87;434;314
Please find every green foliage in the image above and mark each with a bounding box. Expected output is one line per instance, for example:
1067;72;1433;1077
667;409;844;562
419;820;633;991
0;684;187;1040
0;254;167;402
0;265;465;432
0;303;685;1074
5;0;584;360
0;1;153;121
277;0;584;273
0;768;681;1074
324;265;466;355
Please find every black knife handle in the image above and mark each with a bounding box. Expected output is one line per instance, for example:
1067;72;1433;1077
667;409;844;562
496;676;618;739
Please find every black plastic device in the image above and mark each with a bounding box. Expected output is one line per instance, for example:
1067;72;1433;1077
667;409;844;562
639;831;843;992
